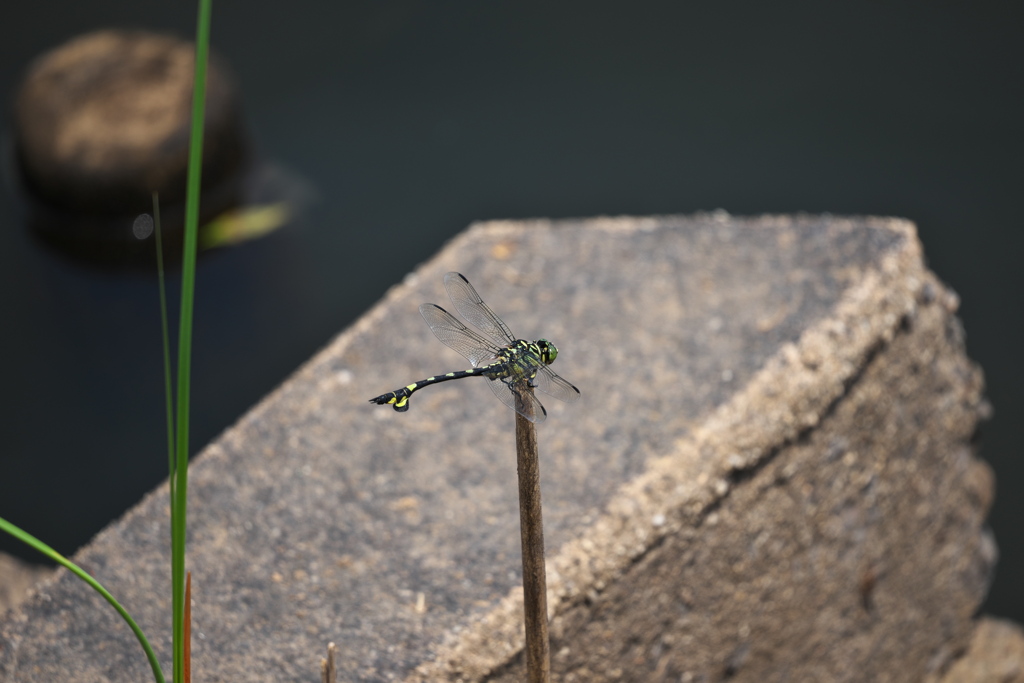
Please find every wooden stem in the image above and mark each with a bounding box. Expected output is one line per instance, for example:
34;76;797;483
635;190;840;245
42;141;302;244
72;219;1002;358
516;404;551;683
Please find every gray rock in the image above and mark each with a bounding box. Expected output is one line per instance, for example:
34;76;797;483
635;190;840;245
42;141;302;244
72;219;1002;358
12;30;248;263
0;214;1004;681
0;554;53;617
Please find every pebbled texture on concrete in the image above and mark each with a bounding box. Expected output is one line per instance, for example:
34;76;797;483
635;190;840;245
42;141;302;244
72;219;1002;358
0;214;1003;681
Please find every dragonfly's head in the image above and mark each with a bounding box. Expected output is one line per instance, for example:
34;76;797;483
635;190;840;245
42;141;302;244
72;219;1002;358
537;339;559;365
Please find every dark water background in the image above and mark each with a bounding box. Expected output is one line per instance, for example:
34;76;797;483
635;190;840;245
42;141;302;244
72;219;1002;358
1;2;1021;622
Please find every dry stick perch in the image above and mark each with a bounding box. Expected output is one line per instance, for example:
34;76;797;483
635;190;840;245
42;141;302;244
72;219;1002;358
516;394;551;683
320;642;337;683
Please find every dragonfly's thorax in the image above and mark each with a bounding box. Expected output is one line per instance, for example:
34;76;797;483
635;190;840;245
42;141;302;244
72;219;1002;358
482;340;546;379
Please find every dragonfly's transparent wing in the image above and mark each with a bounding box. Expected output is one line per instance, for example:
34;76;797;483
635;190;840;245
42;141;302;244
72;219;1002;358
532;365;581;403
487;377;547;424
443;272;517;346
419;304;502;367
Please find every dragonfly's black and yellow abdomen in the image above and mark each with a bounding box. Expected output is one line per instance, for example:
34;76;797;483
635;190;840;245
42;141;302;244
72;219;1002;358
370;367;490;412
368;272;579;424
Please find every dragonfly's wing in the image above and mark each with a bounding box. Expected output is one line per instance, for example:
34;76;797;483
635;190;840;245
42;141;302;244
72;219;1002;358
443;272;517;346
487;377;547;424
533;365;581;403
419;304;502;367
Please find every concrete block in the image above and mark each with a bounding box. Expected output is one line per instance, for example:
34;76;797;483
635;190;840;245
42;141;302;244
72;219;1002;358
0;214;1002;681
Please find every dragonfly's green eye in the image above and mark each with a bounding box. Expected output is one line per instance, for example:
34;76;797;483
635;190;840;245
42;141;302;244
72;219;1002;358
538;339;558;364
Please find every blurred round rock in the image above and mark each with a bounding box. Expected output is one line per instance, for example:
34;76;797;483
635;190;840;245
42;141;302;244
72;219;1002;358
12;29;249;265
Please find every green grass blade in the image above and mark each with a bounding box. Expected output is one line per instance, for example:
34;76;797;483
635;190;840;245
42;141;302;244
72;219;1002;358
153;193;176;506
0;516;166;683
173;0;214;680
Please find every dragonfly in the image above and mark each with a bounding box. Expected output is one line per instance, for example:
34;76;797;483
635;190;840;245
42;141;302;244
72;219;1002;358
369;272;580;423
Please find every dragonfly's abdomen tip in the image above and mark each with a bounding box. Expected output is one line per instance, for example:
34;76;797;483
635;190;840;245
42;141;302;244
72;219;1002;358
369;390;412;411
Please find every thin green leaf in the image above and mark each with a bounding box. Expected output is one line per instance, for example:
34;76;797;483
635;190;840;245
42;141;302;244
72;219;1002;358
0;516;166;683
153;193;176;506
172;1;213;681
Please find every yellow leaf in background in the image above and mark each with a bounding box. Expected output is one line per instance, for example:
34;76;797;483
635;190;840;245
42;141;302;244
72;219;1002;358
200;202;290;248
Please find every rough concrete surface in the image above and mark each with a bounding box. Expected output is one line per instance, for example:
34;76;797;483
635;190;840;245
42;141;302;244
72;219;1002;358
0;214;1009;681
0;554;53;617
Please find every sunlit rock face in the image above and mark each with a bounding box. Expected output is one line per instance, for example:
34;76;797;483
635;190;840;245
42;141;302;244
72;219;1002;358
12;30;249;265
